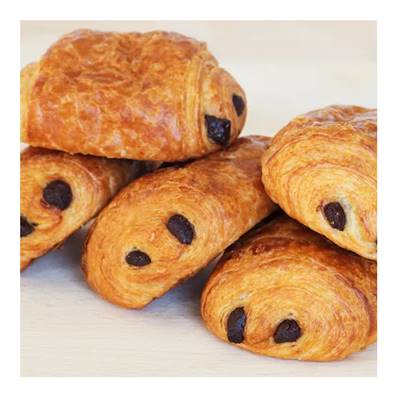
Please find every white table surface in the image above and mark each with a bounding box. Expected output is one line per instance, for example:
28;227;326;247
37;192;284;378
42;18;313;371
20;21;377;377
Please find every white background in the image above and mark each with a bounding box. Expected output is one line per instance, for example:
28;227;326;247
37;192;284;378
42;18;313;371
20;20;376;377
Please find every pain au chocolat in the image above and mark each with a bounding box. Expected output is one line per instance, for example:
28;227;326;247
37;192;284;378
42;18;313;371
262;105;377;260
201;215;377;361
21;29;247;161
82;136;277;308
20;147;149;270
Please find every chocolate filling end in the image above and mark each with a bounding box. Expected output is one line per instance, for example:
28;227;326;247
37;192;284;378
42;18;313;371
227;307;246;344
167;214;195;245
125;250;151;267
323;202;346;231
43;180;73;210
232;94;245;116
20;215;36;237
274;319;301;344
205;114;231;147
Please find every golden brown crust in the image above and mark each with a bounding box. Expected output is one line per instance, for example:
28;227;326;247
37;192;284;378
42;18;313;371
82;135;277;309
20;29;246;161
201;215;377;361
261;105;377;259
20;147;145;270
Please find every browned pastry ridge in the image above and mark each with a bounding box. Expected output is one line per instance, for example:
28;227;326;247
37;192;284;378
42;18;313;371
201;215;377;361
262;105;377;260
20;147;147;271
20;29;247;161
82;136;277;309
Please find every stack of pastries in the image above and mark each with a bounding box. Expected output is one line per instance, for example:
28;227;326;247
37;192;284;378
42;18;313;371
20;29;377;362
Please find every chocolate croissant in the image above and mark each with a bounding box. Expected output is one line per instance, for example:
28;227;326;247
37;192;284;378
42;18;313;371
21;29;246;161
82;136;277;309
20;147;147;270
262;105;377;260
201;215;377;361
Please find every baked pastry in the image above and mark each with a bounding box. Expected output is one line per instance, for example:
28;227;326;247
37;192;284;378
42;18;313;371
20;147;148;270
82;135;277;309
201;215;377;361
21;29;246;161
261;105;377;260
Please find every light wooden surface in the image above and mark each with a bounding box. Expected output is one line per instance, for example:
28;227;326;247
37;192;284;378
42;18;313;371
20;21;377;377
